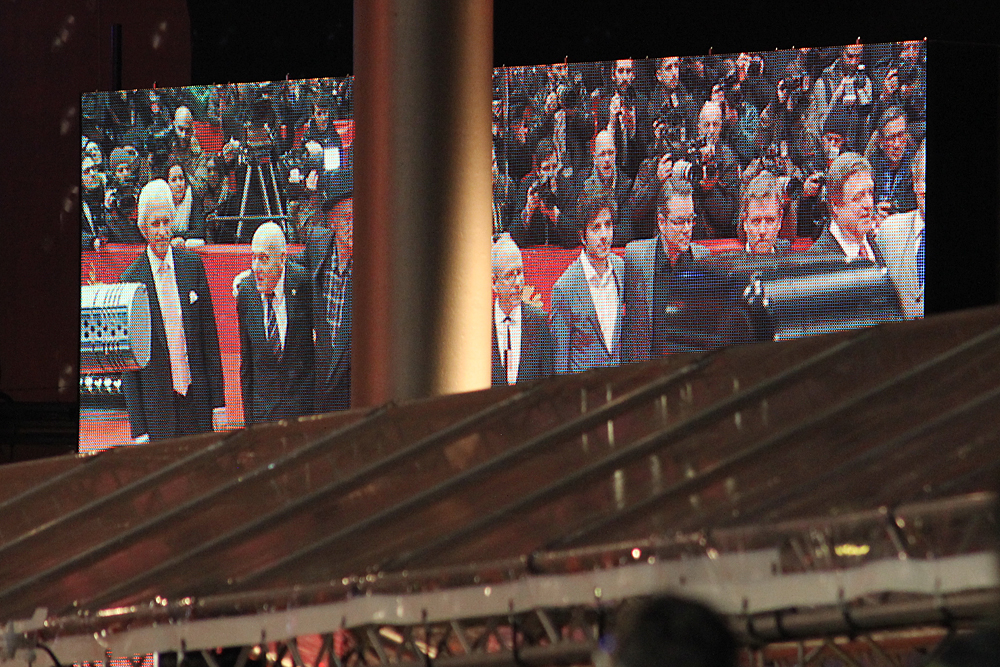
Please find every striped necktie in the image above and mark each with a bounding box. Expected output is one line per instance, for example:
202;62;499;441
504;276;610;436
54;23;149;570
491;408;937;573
266;291;281;357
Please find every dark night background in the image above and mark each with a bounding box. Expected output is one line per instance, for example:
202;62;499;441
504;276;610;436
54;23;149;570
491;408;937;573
0;0;997;457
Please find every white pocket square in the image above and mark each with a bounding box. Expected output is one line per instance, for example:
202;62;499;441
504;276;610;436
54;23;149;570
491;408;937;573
189;290;198;304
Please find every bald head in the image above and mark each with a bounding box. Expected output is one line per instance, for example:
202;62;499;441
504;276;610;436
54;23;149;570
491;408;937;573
492;233;524;315
173;106;194;146
699;101;723;145
251;222;287;294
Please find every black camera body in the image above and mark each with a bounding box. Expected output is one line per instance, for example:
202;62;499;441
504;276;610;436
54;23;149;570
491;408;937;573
673;136;718;183
897;62;920;86
283;152;325;201
555;73;586;111
106;185;137;218
530;172;559;207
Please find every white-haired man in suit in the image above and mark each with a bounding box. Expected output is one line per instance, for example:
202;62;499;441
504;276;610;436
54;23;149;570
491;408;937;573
121;179;226;442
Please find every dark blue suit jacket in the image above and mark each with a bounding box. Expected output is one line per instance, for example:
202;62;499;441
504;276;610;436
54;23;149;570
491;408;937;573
236;262;315;425
121;248;225;440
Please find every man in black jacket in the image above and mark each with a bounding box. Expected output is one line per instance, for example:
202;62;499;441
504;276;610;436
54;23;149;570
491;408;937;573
236;222;314;425
121;179;226;442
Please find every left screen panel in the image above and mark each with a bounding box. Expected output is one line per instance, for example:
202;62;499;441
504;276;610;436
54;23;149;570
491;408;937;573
80;79;354;453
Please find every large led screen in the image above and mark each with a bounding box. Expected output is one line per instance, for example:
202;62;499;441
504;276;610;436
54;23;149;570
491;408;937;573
80;77;354;452
489;41;926;386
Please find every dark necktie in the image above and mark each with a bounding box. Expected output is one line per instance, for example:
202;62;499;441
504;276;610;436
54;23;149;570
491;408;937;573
266;291;281;357
503;315;513;384
916;228;925;288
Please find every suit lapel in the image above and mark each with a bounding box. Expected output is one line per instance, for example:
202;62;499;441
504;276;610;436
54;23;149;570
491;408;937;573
517;308;537;382
643;239;656;324
573;259;608;353
137;252;168;352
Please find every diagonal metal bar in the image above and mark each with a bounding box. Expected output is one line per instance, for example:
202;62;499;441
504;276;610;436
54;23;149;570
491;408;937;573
712;383;1000;527
78;385;549;611
0;405;390;609
0;430;241;550
380;332;909;567
239;330;898;585
230;352;727;587
540;320;1000;550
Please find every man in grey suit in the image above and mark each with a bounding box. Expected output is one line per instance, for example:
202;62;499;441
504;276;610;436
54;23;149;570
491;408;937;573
550;187;624;374
491;233;554;386
808;152;882;263
623;177;710;363
875;139;925;318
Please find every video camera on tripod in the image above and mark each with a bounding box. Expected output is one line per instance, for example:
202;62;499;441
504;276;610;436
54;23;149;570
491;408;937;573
206;92;292;243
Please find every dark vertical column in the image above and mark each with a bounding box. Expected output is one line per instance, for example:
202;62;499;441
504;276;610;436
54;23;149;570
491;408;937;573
354;0;493;406
111;24;123;90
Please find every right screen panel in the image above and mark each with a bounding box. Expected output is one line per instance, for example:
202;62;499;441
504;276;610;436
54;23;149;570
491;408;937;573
489;41;926;384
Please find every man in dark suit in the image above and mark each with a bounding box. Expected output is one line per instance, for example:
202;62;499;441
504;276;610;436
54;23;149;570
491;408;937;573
739;171;792;255
491;233;554;386
808;152;881;262
301;176;353;412
623;177;710;363
550;187;624;374
236;222;314;425
121;179;226;442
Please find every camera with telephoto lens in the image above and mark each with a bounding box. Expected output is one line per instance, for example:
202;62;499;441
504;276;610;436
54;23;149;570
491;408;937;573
556;73;586;110
672;136;718;183
106;185;137;218
897;62;920;86
783;74;804;92
529;171;558;207
283;150;325;201
760;143;804;200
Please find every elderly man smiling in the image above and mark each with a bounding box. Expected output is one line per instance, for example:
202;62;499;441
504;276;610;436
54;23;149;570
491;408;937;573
121;179;226;442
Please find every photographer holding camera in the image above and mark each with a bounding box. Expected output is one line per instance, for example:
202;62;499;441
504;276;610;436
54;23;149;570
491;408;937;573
103;146;147;245
869;106;916;217
595;59;647;180
643;57;697;151
525;63;594;179
806;44;873;147
874;40;926;142
711;59;761;167
755;62;812;167
511;138;576;247
666;101;739;238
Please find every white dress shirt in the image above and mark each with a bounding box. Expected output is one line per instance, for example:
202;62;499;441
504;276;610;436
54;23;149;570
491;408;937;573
579;250;621;351
260;269;288;348
829;222;877;262
494;299;522;385
147;246;191;395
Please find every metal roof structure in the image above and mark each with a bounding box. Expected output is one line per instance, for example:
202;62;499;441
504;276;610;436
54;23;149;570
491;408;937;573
2;306;1000;667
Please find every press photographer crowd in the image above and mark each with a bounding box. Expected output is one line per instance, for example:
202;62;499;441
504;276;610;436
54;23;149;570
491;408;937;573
79;43;927;441
489;41;926;385
80;77;354;442
81;76;353;250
